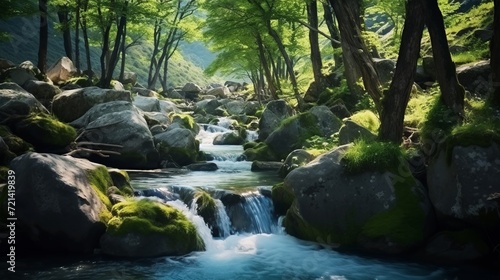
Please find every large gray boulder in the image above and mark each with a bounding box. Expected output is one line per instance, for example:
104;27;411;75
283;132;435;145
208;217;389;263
80;110;159;169
52;87;132;122
46;57;77;84
206;86;229;98
284;145;435;254
338;120;377;145
70;101;139;128
121;71;137;85
373;58;396;86
0;67;37;88
155;128;199;166
10;153;112;253
258;100;294;141
213;131;245;145
456;60;491;97
0;82;49;121
195;99;221;115
427;142;500;234
133;94;161;112
23;80;62;108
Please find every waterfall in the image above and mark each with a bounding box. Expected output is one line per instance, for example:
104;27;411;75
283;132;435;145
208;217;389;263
214;199;232;238
243;192;279;234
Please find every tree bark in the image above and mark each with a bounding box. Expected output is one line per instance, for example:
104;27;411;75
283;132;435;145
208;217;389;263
74;1;81;71
102;3;128;88
307;0;323;85
37;0;48;73
81;0;92;74
322;2;342;69
330;0;382;112
119;21;127;82
256;32;278;100
379;0;425;143
424;0;465;117
491;0;500;107
57;8;72;60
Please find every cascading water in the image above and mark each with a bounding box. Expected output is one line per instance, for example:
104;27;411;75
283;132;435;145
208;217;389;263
239;191;279;234
214;199;232;238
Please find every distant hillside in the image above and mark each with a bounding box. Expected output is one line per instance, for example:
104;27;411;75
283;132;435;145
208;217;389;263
0;15;221;89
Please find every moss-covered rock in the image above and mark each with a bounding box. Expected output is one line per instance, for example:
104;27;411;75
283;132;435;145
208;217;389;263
347;110;380;134
100;199;205;257
13;113;76;151
193;189;219;236
213;131;245;145
243;142;279;161
155;128;199;166
169;113;200;135
108;168;134;197
0;125;33;155
271;183;295;216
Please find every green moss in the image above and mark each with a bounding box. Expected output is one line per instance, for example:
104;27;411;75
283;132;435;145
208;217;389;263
243;141;258;150
404;93;436;128
193;189;216;224
107;199;204;250
86;166;113;210
271;183;295;216
361;170;425;246
108;169;134;197
169;113;197;132
342;139;404;174
243;142;278;161
349;110;380;134
0;125;33;155
13;113;76;149
420;95;459;142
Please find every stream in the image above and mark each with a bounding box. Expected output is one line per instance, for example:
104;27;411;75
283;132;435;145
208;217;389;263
9;122;498;279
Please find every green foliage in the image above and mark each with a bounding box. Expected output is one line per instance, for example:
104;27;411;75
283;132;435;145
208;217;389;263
420;95;459;142
342;139;404;174
404;92;437;128
349;110;380;133
303;135;337;156
169;113;197;132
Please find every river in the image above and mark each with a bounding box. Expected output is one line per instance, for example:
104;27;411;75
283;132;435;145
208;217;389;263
7;123;498;279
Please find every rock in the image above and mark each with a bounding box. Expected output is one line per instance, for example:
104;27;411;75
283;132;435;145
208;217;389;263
272;182;295;216
338;120;377;145
258;100;294;141
79;110;160;169
422;56;436;80
132;87;156;97
52;87;132;122
23;80;61;108
13;113;76;151
330;104;351;119
186;162;218;171
265;106;342;160
10;153;112;253
143;111;171;127
373;58;396;86
133;94;161;112
0;58;15;72
100;199;204;257
0;67;37;87
165;89;183;99
70;101;138;128
213;131;245;145
155;128;199;166
0;83;49;122
19;61;42;78
427;142;500;236
182;82;203;93
159;99;180;114
0;136;16;165
0;125;33;156
284;145;435;254
111;80;125;91
224;81;242;92
206;86;229;98
121;71;137;85
195;99;221;115
150;124;167;135
46;57;77;84
193;190;219;236
423;229;490;264
108;168;134;196
251;161;282;172
474;29;493;41
456;60;491;97
279;149;315;178
170;113;200;135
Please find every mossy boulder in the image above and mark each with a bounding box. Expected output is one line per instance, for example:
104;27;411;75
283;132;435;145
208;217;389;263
100;199;205;257
258;100;294;141
155;128;199;166
0;125;33;155
213;131;245;145
0;82;49;122
193;190;221;236
271;183;295;216
338;120;377;145
283;145;435;254
243;142;279;161
108;168;134;197
13;113;76;151
348;110;380;134
279;149;315;178
10;153;112;253
265;106;342;160
169;113;200;135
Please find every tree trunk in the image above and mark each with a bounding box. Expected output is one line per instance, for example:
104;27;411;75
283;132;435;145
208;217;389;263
424;0;465;117
119;22;127;82
148;22;162;89
57;9;72;60
74;1;81;71
330;0;382;112
102;5;127;88
81;0;92;74
307;0;323;84
322;2;342;69
99;24;111;87
256;33;278;100
491;0;500;107
267;26;306;110
379;0;425;143
37;0;48;73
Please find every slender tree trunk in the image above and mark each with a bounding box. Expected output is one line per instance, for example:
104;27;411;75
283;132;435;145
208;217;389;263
330;0;382;112
256;33;278;100
322;2;341;54
81;0;92;74
424;0;465;117
307;0;322;84
491;0;500;107
148;22;162;89
268;26;306;110
74;1;81;71
119;22;127;82
38;0;48;73
379;0;425;143
102;5;127;88
58;8;72;60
